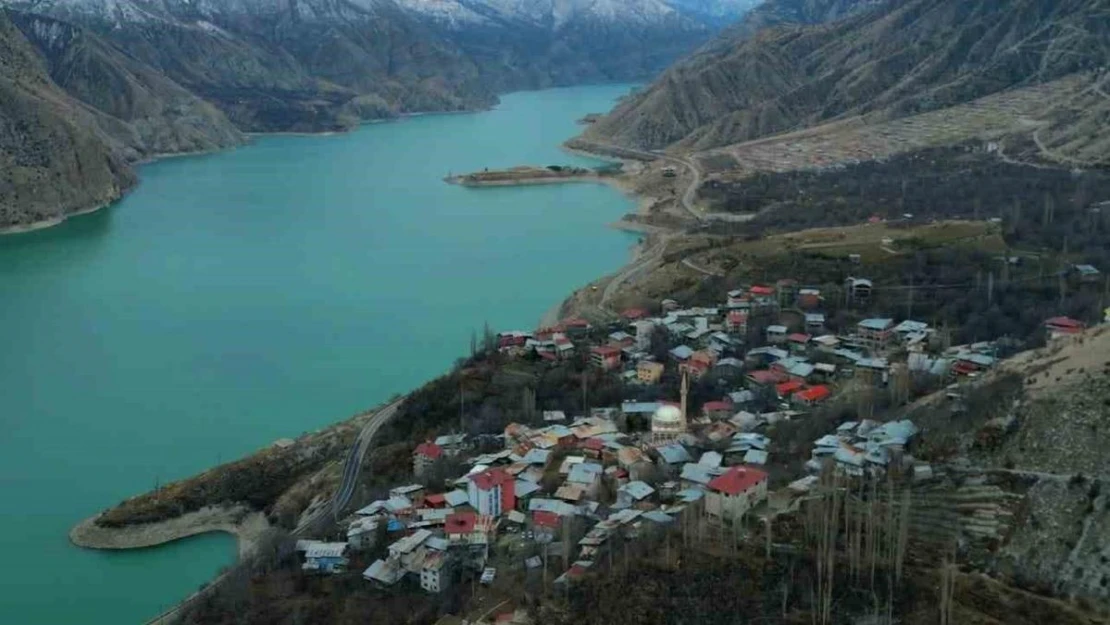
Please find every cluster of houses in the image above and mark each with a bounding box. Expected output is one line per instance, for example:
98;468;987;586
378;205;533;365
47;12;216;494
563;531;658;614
294;280;1110;600
497;281;1036;421
808;419;922;478
296;399;784;593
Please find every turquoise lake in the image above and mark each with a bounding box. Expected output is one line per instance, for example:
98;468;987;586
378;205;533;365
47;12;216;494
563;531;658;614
0;84;637;624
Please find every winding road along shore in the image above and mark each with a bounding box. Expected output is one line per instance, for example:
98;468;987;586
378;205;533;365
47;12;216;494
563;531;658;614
69;397;404;564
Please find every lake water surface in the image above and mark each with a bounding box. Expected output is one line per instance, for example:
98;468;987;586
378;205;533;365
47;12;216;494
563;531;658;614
0;84;637;624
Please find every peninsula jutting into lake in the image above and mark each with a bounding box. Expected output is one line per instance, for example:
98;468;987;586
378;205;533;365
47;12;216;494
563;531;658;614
4;0;1110;623
0;85;640;625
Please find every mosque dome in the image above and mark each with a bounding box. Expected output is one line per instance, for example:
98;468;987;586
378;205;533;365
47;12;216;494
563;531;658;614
653;405;683;424
652;405;686;437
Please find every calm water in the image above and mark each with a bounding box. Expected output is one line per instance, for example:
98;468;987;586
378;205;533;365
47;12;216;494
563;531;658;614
0;85;637;624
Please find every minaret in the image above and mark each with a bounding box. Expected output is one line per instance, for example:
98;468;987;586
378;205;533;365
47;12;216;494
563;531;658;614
679;366;689;432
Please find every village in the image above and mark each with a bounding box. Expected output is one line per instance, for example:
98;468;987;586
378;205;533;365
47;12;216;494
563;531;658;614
291;274;1109;624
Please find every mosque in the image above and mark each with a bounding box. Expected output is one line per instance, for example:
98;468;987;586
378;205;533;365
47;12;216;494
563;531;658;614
651;367;689;442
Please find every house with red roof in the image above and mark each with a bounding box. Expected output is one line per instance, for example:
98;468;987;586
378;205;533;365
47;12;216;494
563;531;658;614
497;331;531;352
467;468;515;517
749;285;777;311
787;333;811;353
444;511;477;540
1045;316;1085;339
563;317;591;337
682;350;717;380
749;285;774;297
747;369;787;388
706;466;769;522
726;310;749;335
579;437;605;460
532;510;563;539
590;345;622;371
413;440;443;476
794;385;831;405
702;400;733;419
445;511;497;545
621;308;649;321
775;380;805;399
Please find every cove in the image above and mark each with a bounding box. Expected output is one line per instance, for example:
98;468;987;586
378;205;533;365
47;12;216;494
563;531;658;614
0;84;637;625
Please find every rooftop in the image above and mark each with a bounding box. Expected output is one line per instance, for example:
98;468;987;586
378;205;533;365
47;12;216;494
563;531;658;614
567;462;604;485
708;466;768;496
796;385;831;402
859;318;894;331
304;542;347;559
470;468;512;491
444;512;477;535
670;345;695;360
415;441;443;459
389;529;433;554
619;480;655;501
657;443;692;464
443;490;469;507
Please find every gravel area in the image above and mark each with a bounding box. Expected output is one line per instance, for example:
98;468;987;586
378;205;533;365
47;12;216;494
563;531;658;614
70;504;269;559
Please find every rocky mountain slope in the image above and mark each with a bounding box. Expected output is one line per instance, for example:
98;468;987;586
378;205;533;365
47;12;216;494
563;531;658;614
6;0;753;132
0;10;135;230
8;11;243;158
0;0;753;229
582;0;1110;151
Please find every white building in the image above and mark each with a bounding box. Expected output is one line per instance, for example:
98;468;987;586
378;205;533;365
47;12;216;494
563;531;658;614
466;468;514;517
705;466;769;523
420;551;452;593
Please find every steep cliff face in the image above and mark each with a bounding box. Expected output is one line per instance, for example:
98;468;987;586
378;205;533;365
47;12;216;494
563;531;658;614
583;0;1110;151
7;11;244;158
0;10;134;230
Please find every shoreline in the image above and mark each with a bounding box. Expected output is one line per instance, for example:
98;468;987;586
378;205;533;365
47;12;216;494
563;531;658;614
70;504;270;560
446;173;607;187
0;200;114;235
58;99;675;554
0;142;248;237
1;102;500;237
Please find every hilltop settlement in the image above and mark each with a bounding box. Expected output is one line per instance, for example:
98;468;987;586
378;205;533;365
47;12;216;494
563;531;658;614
272;269;1110;624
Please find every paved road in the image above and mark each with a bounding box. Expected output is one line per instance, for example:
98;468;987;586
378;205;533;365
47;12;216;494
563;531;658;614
574;140;705;222
574;141;709;313
147;397;407;625
332;398;404;516
599;233;672;311
295;397;406;533
668;153;704;222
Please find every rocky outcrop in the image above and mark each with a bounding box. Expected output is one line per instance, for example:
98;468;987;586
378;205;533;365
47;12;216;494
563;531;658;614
582;0;1110;151
0;10;135;230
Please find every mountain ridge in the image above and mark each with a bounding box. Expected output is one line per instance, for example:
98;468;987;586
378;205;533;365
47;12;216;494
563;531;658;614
581;0;1110;152
0;0;754;230
0;9;136;230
